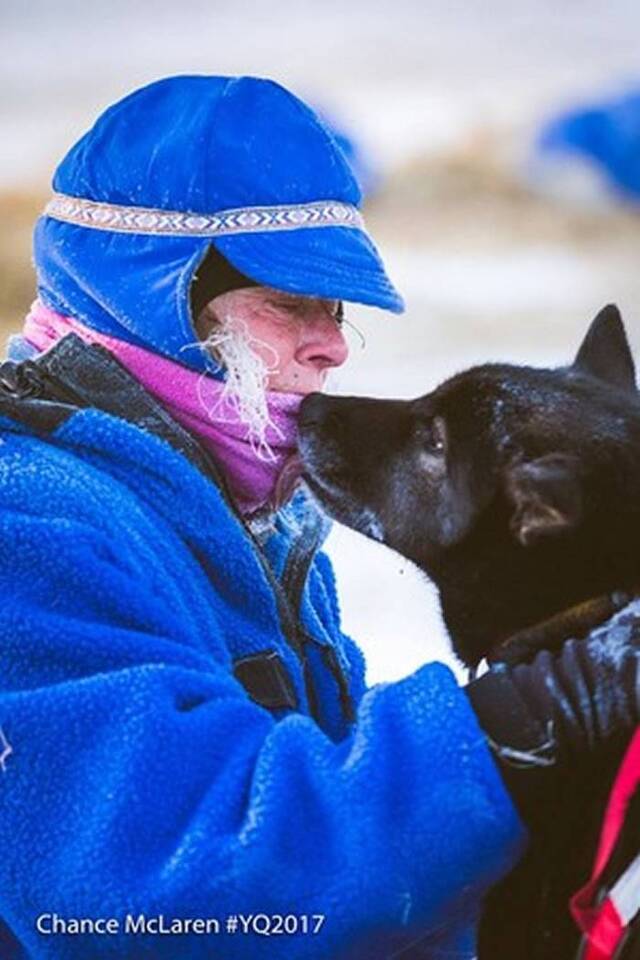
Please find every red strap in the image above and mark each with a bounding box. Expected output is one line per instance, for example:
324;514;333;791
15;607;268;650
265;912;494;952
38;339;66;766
571;727;640;956
576;898;624;960
593;728;640;875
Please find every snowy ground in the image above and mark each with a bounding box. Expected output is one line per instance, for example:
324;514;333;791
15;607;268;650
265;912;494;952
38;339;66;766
3;0;640;684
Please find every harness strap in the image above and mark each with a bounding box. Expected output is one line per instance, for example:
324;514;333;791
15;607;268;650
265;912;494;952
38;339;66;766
571;728;640;958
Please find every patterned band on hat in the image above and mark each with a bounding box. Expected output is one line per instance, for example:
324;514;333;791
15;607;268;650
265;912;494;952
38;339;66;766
43;192;365;238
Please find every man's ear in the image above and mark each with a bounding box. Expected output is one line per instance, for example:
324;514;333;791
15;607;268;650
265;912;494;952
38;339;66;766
573;304;637;394
505;454;583;547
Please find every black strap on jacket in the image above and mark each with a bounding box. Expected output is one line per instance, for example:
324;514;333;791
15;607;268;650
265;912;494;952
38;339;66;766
233;651;298;711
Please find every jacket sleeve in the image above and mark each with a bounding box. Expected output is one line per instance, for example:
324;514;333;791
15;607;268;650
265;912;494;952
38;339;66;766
0;506;526;960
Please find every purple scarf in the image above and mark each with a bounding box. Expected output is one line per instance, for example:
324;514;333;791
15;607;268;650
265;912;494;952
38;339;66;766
23;302;304;514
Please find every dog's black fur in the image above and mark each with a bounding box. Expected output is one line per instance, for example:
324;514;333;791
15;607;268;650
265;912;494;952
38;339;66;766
298;306;640;957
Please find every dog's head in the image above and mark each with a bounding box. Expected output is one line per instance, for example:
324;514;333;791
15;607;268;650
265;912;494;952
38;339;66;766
299;305;640;665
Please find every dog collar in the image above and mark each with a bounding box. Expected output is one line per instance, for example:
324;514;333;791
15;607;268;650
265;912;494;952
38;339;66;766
488;588;640;667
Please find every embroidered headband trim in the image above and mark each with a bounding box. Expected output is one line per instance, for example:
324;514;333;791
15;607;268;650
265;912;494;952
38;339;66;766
43;192;365;239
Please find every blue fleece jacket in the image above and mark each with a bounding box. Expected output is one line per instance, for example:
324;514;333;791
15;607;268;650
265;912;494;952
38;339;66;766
0;342;525;960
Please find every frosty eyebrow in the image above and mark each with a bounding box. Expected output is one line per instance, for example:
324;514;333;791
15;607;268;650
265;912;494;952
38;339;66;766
267;295;344;319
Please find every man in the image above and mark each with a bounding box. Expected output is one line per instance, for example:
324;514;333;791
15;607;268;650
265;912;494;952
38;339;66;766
0;74;637;960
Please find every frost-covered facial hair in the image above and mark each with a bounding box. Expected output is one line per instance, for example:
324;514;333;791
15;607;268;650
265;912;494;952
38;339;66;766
196;296;283;460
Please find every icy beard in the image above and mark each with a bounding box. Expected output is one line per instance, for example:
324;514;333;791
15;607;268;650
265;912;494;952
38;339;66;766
195;301;286;460
187;301;305;514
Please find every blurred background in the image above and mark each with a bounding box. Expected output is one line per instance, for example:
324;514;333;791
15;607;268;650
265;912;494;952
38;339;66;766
3;0;640;683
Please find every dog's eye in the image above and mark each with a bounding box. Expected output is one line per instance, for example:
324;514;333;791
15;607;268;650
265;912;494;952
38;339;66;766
416;416;446;454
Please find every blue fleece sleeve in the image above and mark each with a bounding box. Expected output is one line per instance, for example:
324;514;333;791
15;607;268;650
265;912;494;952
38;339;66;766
0;510;525;960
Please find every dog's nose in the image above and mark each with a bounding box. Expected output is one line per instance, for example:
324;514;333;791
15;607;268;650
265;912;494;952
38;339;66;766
299;392;334;429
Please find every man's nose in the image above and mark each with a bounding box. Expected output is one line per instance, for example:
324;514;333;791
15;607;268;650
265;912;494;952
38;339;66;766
297;309;349;370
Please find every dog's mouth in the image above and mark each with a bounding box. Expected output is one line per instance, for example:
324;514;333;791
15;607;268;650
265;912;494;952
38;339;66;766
303;470;386;543
298;433;386;543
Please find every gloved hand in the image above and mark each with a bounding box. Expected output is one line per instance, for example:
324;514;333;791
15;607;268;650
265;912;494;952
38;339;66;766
466;625;640;831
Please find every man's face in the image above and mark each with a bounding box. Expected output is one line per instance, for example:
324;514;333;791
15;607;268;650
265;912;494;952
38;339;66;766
196;287;349;393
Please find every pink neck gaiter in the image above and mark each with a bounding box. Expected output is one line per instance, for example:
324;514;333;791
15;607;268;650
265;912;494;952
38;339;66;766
23;301;304;515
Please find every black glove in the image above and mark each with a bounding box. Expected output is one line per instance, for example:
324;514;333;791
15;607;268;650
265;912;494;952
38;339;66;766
466;629;640;831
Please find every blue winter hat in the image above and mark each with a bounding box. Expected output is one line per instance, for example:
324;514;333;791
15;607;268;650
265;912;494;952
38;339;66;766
34;75;404;373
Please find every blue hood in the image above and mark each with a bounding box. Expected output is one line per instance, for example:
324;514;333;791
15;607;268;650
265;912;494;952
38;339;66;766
33;74;404;374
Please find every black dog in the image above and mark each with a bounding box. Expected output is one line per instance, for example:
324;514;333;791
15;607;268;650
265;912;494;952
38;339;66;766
298;305;640;958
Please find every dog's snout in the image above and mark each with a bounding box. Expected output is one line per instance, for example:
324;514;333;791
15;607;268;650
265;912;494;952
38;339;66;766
299;393;327;427
299;393;344;431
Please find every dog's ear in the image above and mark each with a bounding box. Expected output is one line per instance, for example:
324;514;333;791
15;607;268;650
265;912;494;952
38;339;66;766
505;453;582;547
573;304;637;394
